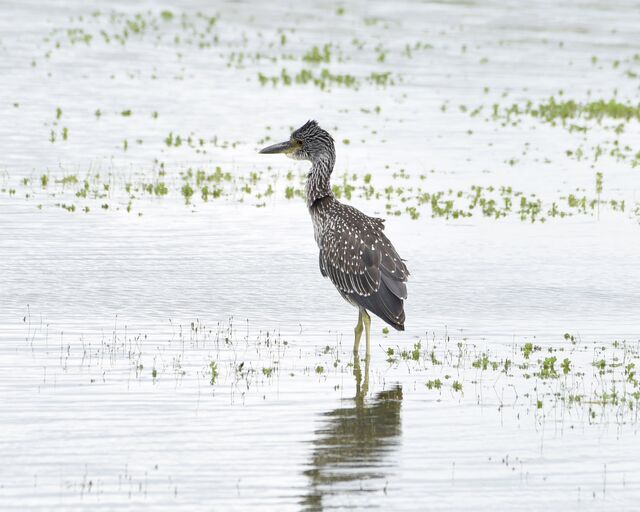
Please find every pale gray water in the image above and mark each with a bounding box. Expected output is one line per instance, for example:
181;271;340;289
1;0;640;510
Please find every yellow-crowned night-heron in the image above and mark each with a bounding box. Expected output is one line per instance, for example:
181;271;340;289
260;120;409;358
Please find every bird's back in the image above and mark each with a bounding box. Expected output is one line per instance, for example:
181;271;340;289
310;196;409;330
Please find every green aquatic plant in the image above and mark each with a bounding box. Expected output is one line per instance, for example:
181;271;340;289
154;182;169;196
595;172;603;218
538;356;559;379
5;161;637;222
209;361;218;385
426;378;442;390
303;44;332;64
181;183;194;203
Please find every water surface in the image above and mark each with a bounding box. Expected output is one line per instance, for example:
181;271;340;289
1;0;640;510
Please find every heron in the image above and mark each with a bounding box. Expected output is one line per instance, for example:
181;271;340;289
260;120;409;363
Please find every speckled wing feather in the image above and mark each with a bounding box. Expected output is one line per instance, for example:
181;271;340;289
318;202;409;330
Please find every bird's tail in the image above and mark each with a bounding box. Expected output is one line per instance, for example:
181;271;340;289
355;279;406;331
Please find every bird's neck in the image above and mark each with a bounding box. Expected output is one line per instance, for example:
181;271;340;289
306;156;334;207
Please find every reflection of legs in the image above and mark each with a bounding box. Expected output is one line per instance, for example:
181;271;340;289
354;356;363;401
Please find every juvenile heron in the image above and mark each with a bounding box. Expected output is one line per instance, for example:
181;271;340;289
260;121;409;359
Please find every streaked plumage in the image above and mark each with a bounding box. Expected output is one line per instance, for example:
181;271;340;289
313;197;408;330
260;120;409;351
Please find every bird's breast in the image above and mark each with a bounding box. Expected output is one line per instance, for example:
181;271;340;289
308;206;327;246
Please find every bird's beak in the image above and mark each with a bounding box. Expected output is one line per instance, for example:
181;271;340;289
259;140;295;154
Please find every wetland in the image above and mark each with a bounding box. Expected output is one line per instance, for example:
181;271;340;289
1;0;640;510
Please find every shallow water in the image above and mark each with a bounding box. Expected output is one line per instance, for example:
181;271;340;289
1;0;640;510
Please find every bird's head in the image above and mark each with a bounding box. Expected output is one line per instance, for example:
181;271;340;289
259;120;335;164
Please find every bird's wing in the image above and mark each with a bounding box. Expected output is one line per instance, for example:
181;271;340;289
319;206;409;300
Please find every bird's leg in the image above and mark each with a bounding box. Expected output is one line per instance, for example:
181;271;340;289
353;309;364;356
361;309;371;396
353;309;365;402
362;309;371;362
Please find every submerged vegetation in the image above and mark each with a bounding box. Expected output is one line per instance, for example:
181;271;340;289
40;8;400;92
465;93;640;170
21;313;640;426
489;96;640;127
2;166;636;223
11;7;636;226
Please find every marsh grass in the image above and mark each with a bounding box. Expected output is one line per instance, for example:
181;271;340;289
21;310;640;427
3;165;636;222
467;93;640;170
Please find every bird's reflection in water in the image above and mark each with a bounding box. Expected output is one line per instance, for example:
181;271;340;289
302;356;403;510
